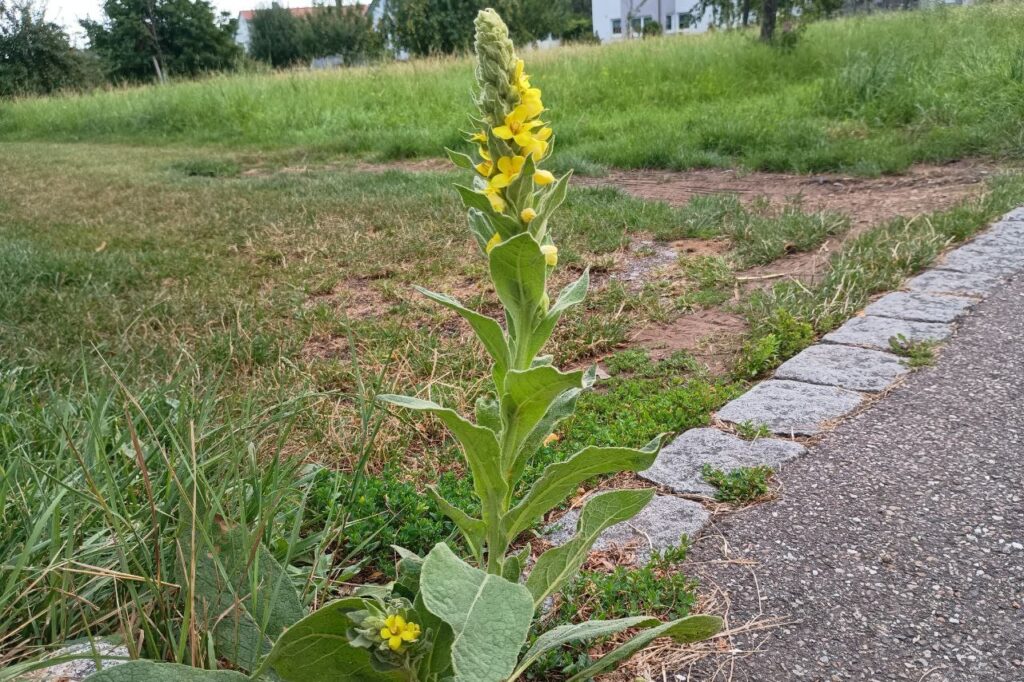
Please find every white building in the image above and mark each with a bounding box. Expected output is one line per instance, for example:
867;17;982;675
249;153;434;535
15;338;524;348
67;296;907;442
591;0;713;42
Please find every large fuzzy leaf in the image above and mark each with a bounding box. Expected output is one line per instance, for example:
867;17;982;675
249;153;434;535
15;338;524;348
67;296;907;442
489;233;547;360
427;487;486;563
565;615;724;681
503;436;661;538
525;489;654;609
510;616;659;678
377;395;508;530
416;286;509;384
420;544;534;682
522;269;589;362
499;366;584;472
263;598;403;682
414;590;454;681
190;525;304;671
83;662;249;681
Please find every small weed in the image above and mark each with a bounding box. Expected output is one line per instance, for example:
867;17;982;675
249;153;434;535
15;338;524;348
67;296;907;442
733;333;781;380
676;287;731;312
679;254;734;290
734;420;771;440
701;464;774;503
888;333;936;368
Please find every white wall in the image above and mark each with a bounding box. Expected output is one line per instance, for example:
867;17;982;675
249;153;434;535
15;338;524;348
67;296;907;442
234;15;251;51
592;0;711;42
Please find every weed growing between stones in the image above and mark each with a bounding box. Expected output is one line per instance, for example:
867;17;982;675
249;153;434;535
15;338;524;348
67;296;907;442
701;465;775;504
888;333;937;368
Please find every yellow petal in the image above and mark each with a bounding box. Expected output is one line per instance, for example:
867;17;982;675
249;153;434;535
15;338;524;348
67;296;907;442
388;636;402;651
486;233;502;253
497;155;514;175
520;208;537;223
486;192;506;212
490;174;511;189
470;130;487;143
535;127;552;141
401;629;418;642
475;161;492;177
492;126;514;140
478;146;491;161
534;170;555;185
511;156;525;173
541;244;558;267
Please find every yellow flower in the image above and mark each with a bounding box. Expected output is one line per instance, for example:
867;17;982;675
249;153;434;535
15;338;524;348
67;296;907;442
541;244;558;267
492;105;544;148
482;186;506;212
520;88;543;118
520;207;537;223
514;59;531;92
485;232;502;253
470;130;488;144
475;160;493;177
542;433;559;446
534;170;555;185
520;137;548;160
490;155;525;189
380;614;420;652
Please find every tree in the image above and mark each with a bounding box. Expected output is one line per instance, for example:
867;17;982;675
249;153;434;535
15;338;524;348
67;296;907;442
81;0;239;83
305;6;382;65
0;0;93;96
760;0;777;39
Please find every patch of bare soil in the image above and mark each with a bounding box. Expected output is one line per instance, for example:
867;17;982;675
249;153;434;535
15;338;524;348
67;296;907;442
630;309;749;375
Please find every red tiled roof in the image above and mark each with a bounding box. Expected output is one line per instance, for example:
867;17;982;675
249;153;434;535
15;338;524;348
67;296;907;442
239;4;367;20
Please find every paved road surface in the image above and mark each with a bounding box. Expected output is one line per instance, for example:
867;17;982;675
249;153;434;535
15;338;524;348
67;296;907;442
685;273;1024;681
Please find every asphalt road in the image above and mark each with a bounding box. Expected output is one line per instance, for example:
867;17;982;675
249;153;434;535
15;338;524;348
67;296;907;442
685;273;1024;682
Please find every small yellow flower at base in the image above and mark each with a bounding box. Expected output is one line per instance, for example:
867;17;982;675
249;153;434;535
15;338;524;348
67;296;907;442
482;187;506;213
540;244;558;267
542;433;559;446
534;170;555;185
380;614;420;652
486;232;502;253
520;208;537;223
475;160;493;177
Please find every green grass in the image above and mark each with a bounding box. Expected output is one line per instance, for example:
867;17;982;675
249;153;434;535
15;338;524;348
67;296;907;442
3;3;1024;173
701;465;774;503
888;333;937;367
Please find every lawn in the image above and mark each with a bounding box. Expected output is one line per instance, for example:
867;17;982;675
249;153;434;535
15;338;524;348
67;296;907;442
3;3;1024;674
2;3;1024;174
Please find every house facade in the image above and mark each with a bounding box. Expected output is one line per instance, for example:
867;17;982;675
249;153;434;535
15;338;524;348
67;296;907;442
591;0;713;42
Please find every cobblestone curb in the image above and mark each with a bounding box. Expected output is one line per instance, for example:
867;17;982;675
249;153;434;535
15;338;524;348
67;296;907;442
545;207;1024;565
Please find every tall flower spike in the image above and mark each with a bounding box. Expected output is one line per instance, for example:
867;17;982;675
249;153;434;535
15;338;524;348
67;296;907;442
474;9;519;126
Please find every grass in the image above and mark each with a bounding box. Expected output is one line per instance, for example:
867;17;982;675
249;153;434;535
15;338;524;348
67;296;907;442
1;3;1024;174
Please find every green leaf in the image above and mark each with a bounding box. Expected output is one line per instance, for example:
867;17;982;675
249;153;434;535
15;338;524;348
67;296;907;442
499;366;584;473
565;615;724;681
455;185;521;239
525;488;654;609
376;395;508;533
414;590;454;681
504;436;661;538
427;487;486;564
420;544;534;682
489;233;547;362
523;269;590;362
467;208;494;253
416;287;509;383
191;525;304;671
446;148;474;170
511;616;659;678
475;394;501;434
264;598;404;682
507;384;585;488
501;542;530;583
83;662;249;682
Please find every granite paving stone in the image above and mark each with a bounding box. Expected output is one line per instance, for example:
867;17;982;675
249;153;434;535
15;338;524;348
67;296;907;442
939;242;1024;276
904;269;1001;297
716;379;863;436
822;315;952;351
640;428;806;496
863;291;974;323
774;343;910;392
546;494;709;565
1002;206;1024;221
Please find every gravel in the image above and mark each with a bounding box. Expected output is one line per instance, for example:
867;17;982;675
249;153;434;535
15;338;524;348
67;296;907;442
683;273;1024;682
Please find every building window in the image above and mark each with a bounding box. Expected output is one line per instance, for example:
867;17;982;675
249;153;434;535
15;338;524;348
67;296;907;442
630;15;641;32
678;11;694;29
665;13;672;30
611;18;622;34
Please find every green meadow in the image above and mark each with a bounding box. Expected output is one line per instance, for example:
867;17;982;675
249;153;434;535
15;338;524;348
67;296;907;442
2;2;1024;174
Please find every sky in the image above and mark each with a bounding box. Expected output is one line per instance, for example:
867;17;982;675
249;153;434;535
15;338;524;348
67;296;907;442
43;0;314;43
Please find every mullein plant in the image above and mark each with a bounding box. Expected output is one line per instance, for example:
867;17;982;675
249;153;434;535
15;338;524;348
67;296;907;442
78;9;720;682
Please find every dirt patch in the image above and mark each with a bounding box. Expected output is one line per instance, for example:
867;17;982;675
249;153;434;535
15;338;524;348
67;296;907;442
304;277;391;320
576;159;997;229
301;334;349;362
631;309;749;374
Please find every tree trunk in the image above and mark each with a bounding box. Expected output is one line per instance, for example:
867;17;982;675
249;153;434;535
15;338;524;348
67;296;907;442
760;0;777;41
741;0;751;27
